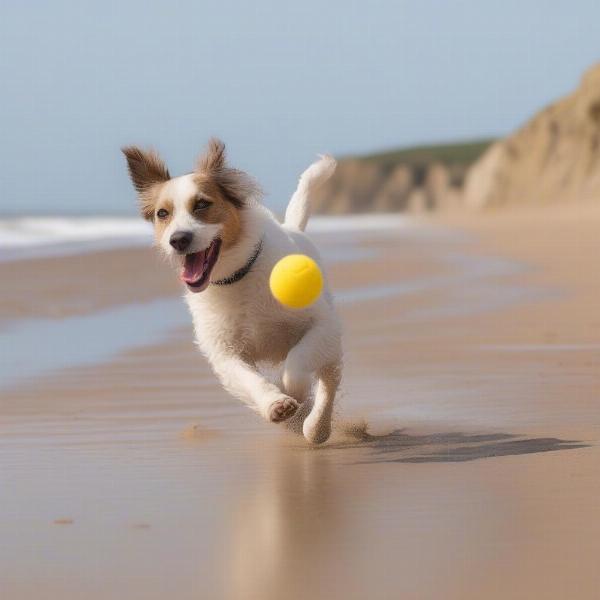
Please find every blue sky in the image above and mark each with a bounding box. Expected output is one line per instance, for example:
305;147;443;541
0;0;598;215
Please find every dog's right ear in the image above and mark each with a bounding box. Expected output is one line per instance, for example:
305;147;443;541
121;146;171;220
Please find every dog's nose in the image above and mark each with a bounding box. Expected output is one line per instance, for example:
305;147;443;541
169;231;193;252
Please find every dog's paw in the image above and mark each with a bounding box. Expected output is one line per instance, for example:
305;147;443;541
268;396;299;423
303;418;332;445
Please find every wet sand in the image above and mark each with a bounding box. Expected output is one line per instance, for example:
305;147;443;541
1;208;599;599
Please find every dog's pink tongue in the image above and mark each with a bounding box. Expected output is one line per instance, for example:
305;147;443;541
181;251;206;284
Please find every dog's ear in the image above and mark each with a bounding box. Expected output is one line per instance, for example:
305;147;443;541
122;146;171;220
196;138;226;173
195;138;261;208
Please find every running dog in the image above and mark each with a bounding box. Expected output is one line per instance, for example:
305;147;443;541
122;139;342;443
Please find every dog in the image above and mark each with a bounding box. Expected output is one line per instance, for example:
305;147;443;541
122;139;342;443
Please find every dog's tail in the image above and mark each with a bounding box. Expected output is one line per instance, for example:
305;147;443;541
284;155;337;232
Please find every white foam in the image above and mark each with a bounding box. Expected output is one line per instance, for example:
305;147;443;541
0;217;153;261
307;213;413;233
0;217;151;247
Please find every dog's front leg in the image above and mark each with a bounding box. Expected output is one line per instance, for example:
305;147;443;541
209;352;298;423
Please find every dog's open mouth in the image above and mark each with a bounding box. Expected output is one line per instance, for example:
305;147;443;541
180;238;222;292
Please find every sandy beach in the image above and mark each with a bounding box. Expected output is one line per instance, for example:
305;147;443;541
1;208;599;599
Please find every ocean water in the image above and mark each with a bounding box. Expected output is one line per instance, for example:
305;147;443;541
0;213;413;262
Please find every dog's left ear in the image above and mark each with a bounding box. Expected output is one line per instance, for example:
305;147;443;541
196;138;261;208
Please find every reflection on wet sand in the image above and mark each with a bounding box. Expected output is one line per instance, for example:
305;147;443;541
224;425;588;600
227;442;340;600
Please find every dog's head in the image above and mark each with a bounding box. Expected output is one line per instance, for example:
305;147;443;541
122;139;259;292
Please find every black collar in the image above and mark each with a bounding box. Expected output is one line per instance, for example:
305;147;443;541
212;239;263;286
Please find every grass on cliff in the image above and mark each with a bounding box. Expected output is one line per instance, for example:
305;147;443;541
356;138;495;170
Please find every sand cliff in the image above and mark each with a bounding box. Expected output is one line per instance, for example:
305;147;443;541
313;64;600;214
311;141;490;214
464;63;600;208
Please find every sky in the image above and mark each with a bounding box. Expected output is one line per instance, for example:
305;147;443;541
0;0;598;215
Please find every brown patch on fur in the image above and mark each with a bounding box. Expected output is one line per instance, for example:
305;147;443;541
122;146;171;220
195;138;261;209
188;186;242;250
219;204;242;249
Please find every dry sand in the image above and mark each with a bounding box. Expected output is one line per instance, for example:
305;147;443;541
1;206;599;599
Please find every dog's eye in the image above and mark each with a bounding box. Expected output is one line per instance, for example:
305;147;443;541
156;208;169;219
193;199;212;213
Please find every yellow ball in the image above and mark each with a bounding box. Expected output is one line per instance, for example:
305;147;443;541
269;254;323;309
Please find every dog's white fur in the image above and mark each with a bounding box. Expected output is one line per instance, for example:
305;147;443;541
126;148;342;443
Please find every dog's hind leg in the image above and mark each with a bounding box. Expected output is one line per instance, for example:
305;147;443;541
282;323;342;443
302;362;342;444
282;322;341;405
